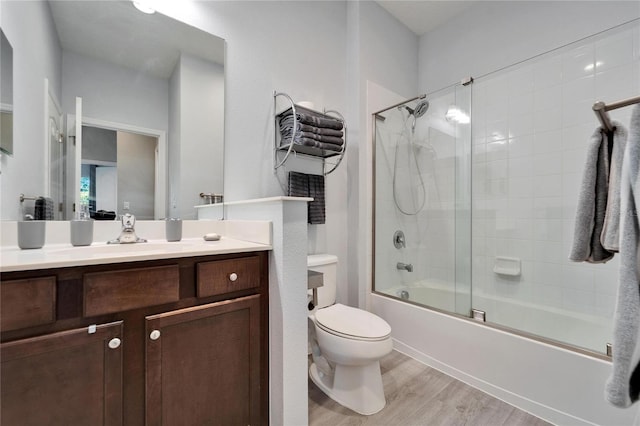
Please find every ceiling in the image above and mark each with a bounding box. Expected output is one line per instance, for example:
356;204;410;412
48;1;225;79
376;1;477;35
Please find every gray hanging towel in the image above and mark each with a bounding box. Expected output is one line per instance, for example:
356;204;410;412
34;197;54;220
308;174;325;225
569;127;615;263
601;123;628;252
606;104;640;408
288;171;325;225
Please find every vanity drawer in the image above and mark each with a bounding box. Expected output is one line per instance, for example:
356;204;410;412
1;277;56;332
197;256;261;298
84;265;180;317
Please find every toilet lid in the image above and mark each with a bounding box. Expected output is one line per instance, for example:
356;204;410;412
314;304;391;340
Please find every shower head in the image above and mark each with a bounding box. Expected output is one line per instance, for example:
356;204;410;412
403;100;430;118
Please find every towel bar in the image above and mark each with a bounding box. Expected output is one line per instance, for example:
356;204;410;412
593;95;640;132
19;194;39;203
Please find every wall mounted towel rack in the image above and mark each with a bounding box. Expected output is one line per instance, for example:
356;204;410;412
593;95;640;132
273;91;346;176
19;194;39;203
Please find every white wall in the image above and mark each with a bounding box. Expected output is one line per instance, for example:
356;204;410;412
61;50;168;132
0;1;61;220
171;53;224;220
419;1;640;93
348;1;419;308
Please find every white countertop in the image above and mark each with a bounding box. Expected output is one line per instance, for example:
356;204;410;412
0;237;271;272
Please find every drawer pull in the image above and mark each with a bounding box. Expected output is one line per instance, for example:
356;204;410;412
150;330;161;341
108;338;121;349
229;273;238;282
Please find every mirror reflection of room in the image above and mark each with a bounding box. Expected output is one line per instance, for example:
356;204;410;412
81;126;157;220
0;1;225;221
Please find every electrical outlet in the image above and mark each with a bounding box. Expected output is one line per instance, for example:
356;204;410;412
123;201;130;210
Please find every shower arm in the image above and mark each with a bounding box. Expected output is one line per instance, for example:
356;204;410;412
372;94;427;116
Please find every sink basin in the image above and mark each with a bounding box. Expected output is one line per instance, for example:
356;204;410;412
51;241;200;256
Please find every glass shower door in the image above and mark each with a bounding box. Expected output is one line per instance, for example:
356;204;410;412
373;83;472;317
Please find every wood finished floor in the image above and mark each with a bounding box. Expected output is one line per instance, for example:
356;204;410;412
309;350;552;426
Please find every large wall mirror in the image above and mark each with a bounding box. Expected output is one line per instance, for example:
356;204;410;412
3;1;225;221
0;29;13;155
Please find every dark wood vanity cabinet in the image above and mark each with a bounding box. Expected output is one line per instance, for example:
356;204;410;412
146;295;261;426
0;251;269;426
1;321;124;426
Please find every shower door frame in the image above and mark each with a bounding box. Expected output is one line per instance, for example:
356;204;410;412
370;83;472;318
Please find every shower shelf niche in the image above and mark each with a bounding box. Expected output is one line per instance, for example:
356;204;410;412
273;91;346;176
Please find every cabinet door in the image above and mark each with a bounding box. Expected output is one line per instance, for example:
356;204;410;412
146;295;261;426
1;321;123;426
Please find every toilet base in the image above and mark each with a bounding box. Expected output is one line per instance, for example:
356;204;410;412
309;361;386;415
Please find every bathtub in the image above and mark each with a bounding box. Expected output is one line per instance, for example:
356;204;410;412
371;284;636;425
379;281;612;354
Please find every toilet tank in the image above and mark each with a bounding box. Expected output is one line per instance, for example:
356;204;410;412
307;254;337;309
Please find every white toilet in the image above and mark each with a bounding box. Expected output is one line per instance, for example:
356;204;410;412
308;254;393;415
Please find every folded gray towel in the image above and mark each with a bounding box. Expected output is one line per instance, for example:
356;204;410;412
282;135;342;152
279;106;344;131
279;116;344;137
606;104;640;408
569;127;614;263
280;129;344;146
601;123;628;251
288;171;325;225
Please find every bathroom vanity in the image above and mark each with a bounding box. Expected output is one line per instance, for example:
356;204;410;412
0;242;270;425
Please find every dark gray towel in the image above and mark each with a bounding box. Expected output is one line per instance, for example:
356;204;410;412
279;106;344;131
34;197;54;220
280;128;344;146
288;171;325;225
281;135;342;152
308;174;325;225
279;116;344;137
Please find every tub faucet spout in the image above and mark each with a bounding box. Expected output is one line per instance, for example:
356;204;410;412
397;262;413;272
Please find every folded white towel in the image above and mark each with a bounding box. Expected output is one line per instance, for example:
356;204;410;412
606;104;640;407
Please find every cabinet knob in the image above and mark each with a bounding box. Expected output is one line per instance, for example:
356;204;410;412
108;338;121;349
229;272;238;282
149;330;161;341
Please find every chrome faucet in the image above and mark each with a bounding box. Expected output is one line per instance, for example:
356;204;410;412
107;213;147;244
397;262;413;272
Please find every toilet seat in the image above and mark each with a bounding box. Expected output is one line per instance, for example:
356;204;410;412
314;303;391;341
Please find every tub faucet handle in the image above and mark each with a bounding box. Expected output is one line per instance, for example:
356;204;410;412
393;230;406;249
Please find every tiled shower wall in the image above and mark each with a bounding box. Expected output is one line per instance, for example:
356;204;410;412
471;22;640;351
